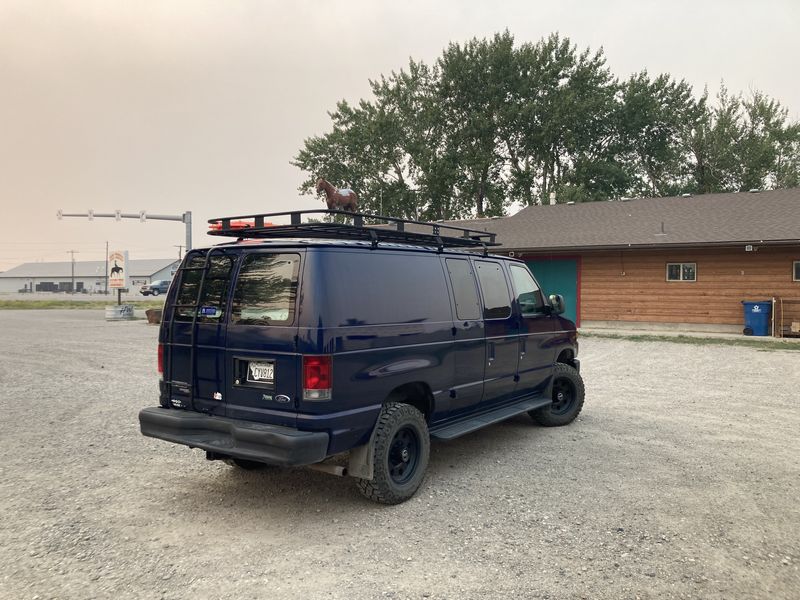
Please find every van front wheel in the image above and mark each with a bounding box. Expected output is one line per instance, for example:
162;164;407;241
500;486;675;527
530;363;585;426
356;402;429;505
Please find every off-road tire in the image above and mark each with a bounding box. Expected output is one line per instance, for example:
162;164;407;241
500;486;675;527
223;458;270;470
356;402;430;505
530;363;585;427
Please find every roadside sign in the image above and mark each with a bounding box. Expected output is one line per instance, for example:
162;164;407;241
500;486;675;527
108;250;129;289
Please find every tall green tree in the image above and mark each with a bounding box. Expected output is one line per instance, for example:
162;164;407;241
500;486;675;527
503;34;622;205
617;72;704;197
293;32;800;218
690;85;800;193
436;32;516;217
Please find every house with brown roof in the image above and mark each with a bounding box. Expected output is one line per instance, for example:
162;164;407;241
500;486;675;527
469;187;800;334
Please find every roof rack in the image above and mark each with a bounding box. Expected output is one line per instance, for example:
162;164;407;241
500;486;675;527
206;209;499;252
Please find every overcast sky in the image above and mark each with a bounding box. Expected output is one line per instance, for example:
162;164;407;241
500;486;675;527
1;0;798;271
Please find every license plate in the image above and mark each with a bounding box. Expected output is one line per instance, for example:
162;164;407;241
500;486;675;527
247;361;274;383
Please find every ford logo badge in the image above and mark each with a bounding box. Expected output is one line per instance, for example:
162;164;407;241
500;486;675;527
275;394;291;403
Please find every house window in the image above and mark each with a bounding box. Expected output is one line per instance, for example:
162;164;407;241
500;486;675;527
666;262;696;282
794;261;800;282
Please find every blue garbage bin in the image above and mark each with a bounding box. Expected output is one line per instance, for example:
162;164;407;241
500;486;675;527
742;301;772;336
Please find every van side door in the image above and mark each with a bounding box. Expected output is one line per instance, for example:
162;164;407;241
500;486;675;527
508;263;556;397
443;257;485;416
473;259;519;406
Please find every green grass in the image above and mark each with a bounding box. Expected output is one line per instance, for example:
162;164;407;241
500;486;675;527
0;299;164;310
581;331;800;352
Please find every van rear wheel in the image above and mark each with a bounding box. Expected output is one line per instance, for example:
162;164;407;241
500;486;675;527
356;402;429;505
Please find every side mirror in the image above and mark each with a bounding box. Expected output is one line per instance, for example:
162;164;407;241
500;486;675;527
548;294;566;315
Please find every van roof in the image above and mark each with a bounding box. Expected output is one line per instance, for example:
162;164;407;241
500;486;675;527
197;237;523;262
206;209;500;251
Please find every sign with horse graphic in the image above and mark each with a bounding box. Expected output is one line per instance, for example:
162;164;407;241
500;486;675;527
108;250;129;289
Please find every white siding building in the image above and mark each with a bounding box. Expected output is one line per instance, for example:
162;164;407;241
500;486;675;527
0;259;179;293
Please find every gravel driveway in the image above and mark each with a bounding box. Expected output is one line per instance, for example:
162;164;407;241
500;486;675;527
1;310;797;599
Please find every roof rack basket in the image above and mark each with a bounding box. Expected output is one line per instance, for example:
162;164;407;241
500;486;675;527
207;209;499;251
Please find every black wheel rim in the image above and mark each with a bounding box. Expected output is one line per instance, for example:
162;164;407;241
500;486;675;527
551;377;576;416
388;426;420;485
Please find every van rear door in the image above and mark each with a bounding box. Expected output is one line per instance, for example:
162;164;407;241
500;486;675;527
223;251;303;428
164;251;236;415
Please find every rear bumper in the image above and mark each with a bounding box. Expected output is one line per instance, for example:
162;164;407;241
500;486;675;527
139;407;329;467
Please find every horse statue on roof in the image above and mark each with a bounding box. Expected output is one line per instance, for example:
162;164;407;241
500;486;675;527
316;178;358;212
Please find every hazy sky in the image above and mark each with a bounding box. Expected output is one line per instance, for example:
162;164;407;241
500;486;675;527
1;0;798;271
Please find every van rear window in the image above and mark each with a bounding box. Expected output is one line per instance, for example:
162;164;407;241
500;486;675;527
174;254;235;322
231;253;300;326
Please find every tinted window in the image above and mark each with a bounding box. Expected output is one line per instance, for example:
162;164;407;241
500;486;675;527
445;258;481;321
231;253;300;326
475;261;512;319
510;265;545;316
319;252;451;325
175;254;235;322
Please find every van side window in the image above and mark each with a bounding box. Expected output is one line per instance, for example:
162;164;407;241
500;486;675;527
445;259;481;321
175;254;235;322
231;253;301;326
509;264;545;316
474;261;512;319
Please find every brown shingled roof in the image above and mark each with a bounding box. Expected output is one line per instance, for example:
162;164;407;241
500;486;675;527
452;188;800;251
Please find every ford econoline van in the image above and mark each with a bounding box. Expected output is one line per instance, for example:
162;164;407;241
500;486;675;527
139;210;584;504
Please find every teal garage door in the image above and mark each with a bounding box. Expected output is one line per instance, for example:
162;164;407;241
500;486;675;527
525;258;580;325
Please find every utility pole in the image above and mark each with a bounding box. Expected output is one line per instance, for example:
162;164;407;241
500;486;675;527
173;245;185;260
67;250;78;294
104;241;109;295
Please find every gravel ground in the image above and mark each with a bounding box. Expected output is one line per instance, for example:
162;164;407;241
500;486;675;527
1;310;798;600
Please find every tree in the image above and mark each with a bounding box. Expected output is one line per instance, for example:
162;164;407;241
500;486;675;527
503;34;622;205
690;85;800;193
435;32;516;217
293;33;800;217
617;72;704;197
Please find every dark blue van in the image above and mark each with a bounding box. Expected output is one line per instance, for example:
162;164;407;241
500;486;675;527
139;210;584;504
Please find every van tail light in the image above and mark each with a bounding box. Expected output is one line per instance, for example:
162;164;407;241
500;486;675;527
157;343;164;380
303;355;332;401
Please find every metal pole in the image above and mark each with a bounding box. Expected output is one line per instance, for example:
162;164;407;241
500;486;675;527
58;210;191;260
184;211;192;251
104;241;109;295
67;250;77;294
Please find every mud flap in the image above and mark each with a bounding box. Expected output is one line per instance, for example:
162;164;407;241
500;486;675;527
347;427;379;480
